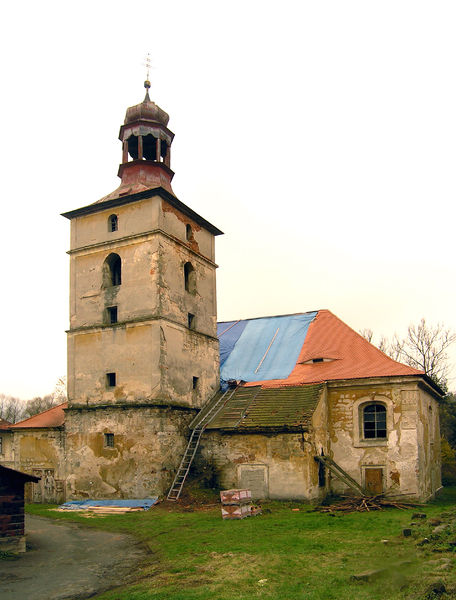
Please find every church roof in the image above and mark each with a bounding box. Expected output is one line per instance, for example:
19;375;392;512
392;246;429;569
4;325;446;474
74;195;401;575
0;418;12;429
196;310;430;432
11;402;67;429
218;309;425;389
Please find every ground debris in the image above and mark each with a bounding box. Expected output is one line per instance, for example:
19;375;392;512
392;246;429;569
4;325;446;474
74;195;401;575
316;494;417;513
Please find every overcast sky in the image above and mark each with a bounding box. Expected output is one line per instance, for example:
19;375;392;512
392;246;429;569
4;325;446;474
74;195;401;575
1;1;456;400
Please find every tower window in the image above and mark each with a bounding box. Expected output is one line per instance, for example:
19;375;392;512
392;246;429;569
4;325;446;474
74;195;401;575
103;253;122;287
184;262;196;294
104;433;115;448
186;224;193;241
188;313;195;329
106;306;118;324
108;214;118;232
363;403;387;439
106;372;116;387
192;376;199;390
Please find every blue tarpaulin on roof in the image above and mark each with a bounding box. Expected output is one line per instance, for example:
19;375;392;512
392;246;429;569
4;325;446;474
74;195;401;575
59;498;158;510
217;320;248;367
218;312;317;385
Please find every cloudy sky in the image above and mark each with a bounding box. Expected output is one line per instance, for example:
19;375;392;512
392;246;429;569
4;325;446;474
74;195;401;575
1;1;456;399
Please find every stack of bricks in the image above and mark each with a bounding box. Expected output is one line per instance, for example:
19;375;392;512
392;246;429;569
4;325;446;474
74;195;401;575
220;488;253;520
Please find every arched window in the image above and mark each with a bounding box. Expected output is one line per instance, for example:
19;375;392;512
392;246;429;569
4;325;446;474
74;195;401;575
103;253;121;287
184;262;196;294
363;403;387;439
108;214;118;232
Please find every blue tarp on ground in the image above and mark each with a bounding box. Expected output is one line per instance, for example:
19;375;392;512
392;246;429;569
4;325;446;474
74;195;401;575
59;498;158;510
218;312;317;385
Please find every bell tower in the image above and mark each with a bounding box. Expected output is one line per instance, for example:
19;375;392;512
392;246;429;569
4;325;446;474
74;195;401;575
62;83;222;499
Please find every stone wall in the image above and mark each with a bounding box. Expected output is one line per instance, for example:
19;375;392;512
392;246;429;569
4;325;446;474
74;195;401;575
327;378;440;501
65;405;196;499
199;424;329;502
11;429;66;504
0;431;14;469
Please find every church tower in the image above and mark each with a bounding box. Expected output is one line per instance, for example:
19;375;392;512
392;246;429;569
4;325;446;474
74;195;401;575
62;82;222;499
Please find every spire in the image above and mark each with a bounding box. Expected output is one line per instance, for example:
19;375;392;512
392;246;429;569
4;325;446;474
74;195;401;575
144;53;152;102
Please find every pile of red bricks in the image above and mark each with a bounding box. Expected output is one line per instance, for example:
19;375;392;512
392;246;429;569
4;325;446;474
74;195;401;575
220;488;262;520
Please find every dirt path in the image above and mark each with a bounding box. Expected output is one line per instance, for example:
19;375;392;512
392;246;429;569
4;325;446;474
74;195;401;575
0;515;149;600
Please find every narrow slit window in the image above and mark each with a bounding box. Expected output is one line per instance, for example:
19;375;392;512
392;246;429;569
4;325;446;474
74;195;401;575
188;313;195;329
192;376;199;390
106;372;116;388
184;262;196;294
186;224;193;241
104;433;115;448
107;306;118;324
108;214;118;232
103;253;122;287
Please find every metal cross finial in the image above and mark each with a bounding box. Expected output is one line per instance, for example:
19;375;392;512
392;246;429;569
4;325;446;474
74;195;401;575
144;53;152;91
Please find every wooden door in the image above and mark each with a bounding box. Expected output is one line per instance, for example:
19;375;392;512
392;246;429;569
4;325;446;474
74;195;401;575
365;468;383;495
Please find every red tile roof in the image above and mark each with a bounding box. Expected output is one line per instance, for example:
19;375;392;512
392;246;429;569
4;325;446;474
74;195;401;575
11;402;67;429
245;310;423;389
0;418;12;430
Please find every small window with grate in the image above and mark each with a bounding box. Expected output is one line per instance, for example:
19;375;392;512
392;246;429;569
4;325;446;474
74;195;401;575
188;313;195;329
104;433;114;448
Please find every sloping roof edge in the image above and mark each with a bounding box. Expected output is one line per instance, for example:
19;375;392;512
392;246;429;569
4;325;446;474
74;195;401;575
11;402;68;429
61;187;223;236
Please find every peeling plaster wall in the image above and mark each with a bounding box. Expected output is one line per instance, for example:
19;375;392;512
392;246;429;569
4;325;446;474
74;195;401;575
67;193;219;410
65;188;220;499
416;388;441;499
70;197;161;250
198;393;331;501
10;429;66;503
158;237;217;337
199;430;325;501
327;380;440;501
0;431;14;468
65;406;194;499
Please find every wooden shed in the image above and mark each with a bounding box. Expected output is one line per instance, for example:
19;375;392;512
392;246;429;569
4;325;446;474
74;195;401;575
0;465;40;553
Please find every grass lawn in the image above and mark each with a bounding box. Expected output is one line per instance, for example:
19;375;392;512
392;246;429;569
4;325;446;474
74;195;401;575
27;488;456;600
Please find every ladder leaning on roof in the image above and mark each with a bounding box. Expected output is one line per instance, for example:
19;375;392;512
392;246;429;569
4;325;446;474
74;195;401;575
167;386;238;501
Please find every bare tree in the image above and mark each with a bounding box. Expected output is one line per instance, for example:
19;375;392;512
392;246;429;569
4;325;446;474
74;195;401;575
23;395;57;419
359;328;374;343
391;319;456;391
360;319;455;391
0;394;25;423
52;376;67;404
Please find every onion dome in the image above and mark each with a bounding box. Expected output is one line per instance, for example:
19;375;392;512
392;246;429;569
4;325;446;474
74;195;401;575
124;81;169;126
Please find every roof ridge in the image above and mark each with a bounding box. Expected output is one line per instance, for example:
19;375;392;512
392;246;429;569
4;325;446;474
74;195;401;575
218;310;320;324
12;401;68;427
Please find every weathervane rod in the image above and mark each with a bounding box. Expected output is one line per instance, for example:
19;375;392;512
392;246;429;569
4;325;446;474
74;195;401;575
144;53;152;93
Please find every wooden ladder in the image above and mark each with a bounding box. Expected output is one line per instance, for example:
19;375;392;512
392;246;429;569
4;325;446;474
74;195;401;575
167;386;238;501
314;454;367;495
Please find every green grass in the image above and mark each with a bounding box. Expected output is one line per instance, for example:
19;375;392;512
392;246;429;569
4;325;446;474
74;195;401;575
26;488;456;600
